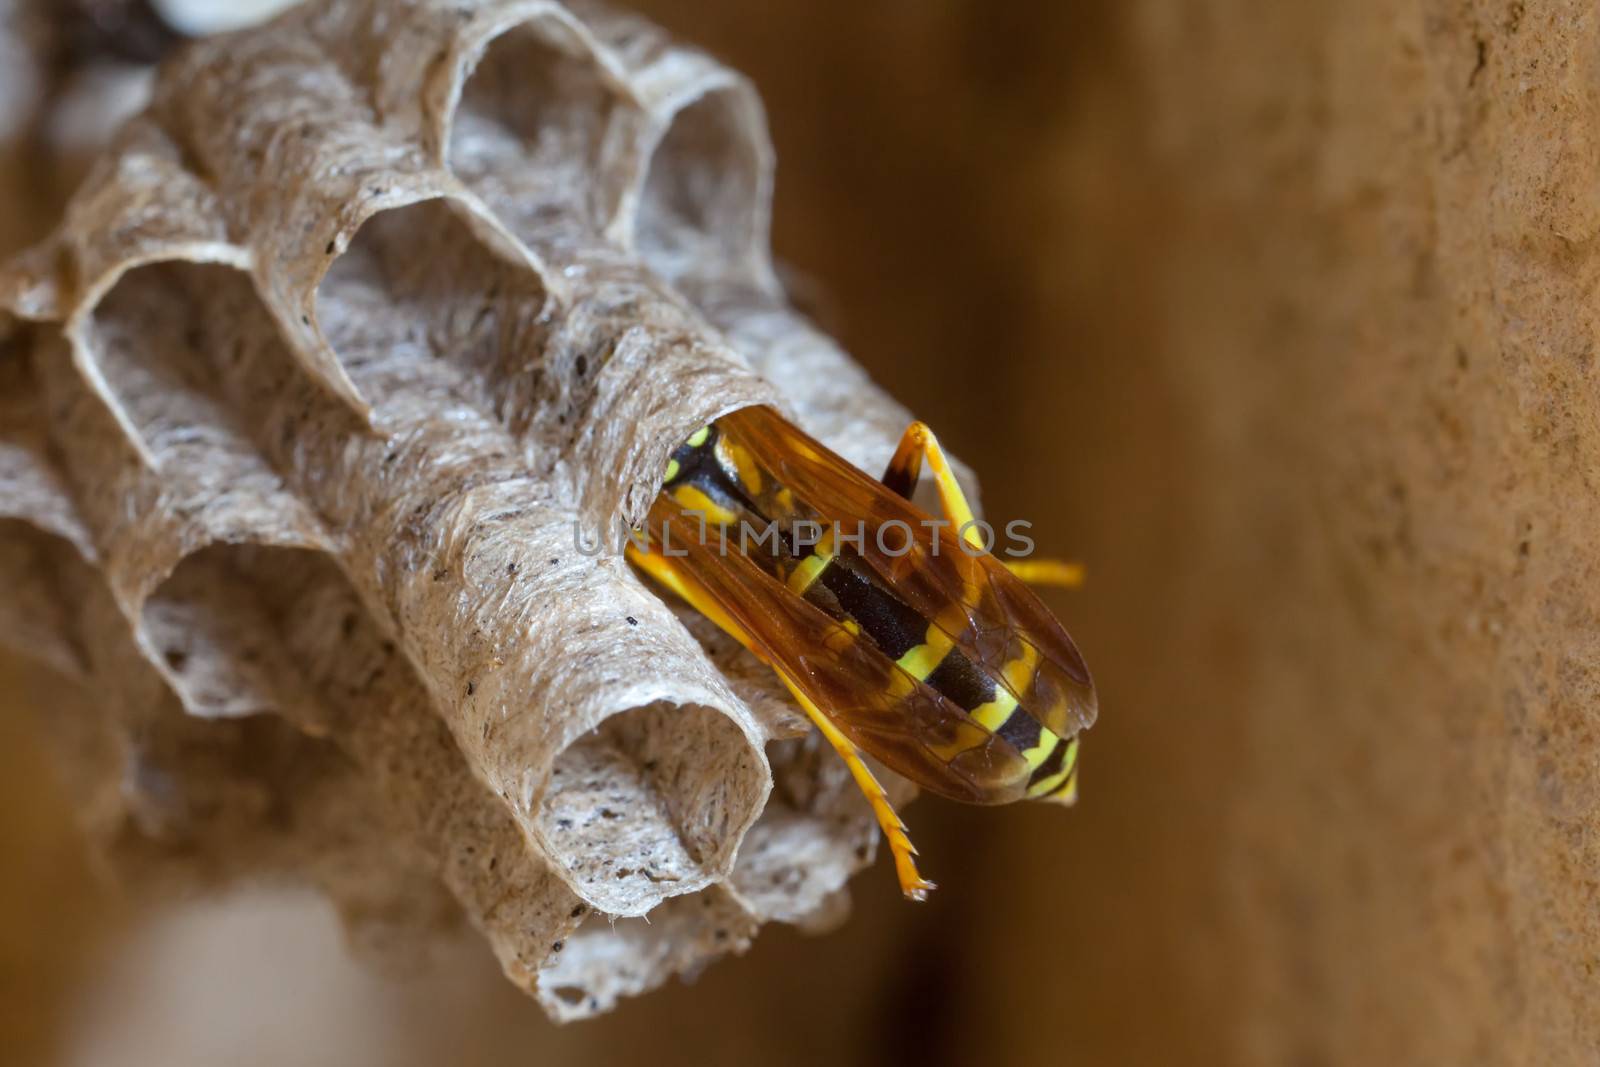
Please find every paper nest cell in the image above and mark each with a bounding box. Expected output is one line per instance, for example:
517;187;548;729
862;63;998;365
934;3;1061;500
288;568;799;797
0;0;942;1021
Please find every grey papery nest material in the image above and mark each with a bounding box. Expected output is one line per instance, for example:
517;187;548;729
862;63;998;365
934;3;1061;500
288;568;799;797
0;0;952;1020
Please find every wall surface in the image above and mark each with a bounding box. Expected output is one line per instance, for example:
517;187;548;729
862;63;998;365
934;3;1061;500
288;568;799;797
1128;3;1600;1062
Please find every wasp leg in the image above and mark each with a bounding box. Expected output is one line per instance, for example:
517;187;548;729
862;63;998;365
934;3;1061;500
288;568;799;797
629;541;936;901
628;540;751;648
772;675;935;901
1001;559;1085;588
883;422;1085;587
881;421;979;544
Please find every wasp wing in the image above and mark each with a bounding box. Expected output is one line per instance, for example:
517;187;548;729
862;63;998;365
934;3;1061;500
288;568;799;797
719;406;1098;739
645;496;1031;804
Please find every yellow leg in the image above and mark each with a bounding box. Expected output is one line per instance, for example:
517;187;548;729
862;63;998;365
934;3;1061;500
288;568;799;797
628;541;751;650
774;675;936;901
1002;559;1086;588
881;421;981;547
884;422;1086;586
629;542;936;900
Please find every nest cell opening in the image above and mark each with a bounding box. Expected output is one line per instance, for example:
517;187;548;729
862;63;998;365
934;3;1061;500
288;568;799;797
636;88;766;283
538;699;765;914
140;544;373;730
315;200;561;443
449;16;628;233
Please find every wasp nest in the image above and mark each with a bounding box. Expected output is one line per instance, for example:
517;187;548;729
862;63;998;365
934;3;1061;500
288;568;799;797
0;0;938;1021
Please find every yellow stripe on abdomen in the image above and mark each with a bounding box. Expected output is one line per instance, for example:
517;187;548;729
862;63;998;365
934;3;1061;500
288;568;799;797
1020;728;1061;772
1026;737;1079;797
895;620;956;681
1000;642;1040;702
786;530;836;595
669;484;739;527
969;687;1018;733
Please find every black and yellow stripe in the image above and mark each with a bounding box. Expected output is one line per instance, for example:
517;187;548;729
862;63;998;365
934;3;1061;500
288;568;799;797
660;422;1079;802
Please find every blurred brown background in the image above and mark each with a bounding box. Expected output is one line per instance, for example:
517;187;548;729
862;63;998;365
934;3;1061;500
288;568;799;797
5;1;1598;1064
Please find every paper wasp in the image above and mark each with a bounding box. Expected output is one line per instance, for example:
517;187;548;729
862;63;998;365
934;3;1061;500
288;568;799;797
629;406;1096;899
